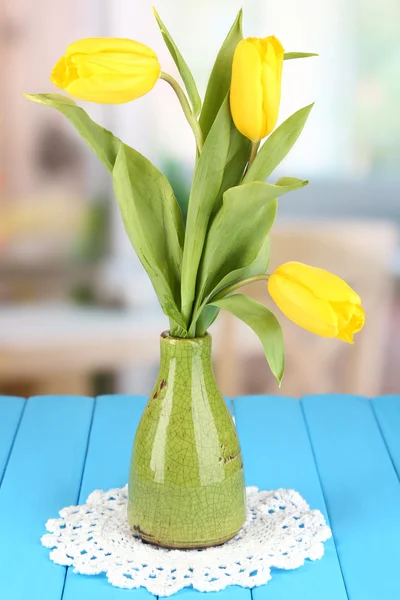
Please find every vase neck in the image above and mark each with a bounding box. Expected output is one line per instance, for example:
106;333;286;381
160;332;213;365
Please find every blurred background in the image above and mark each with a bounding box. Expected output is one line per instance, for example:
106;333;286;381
1;0;399;398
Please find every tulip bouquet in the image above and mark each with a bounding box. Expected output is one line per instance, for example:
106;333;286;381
26;9;365;385
26;7;367;551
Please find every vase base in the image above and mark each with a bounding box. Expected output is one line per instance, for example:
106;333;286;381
133;528;242;550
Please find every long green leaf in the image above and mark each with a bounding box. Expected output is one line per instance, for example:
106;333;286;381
222;126;252;191
153;8;202;117
284;52;318;60
212;125;251;216
113;146;185;330
199;10;243;139
181;97;231;325
244;104;314;184
25;93;120;172
210;294;285;384
195;235;271;335
195;305;220;336
194;177;306;314
191;177;307;335
25;93;186;331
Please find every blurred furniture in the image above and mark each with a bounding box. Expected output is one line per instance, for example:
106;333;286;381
1;393;400;599
0;197;108;303
0;303;165;396
215;221;398;398
1;0;85;197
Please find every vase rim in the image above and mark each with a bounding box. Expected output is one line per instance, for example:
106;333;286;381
161;331;211;343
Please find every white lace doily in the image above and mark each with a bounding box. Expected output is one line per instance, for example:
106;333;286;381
42;485;331;597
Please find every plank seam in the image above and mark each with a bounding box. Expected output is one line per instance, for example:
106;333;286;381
299;400;350;600
60;397;97;600
0;399;27;488
370;399;400;484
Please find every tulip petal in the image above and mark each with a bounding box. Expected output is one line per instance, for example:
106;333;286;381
267;36;285;57
66;38;157;59
262;56;280;135
51;57;73;88
71;52;160;78
71;52;160;76
333;303;365;343
230;36;284;141
230;40;264;141
50;37;161;104
66;73;159;104
262;36;284;135
268;273;339;338
275;262;362;304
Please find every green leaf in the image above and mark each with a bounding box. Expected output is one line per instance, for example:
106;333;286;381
181;96;232;325
199;10;243;139
26;92;77;106
210;294;285;384
244;104;314;184
25;93;186;330
195;235;271;335
25;93;121;172
113;146;186;329
191;177;307;336
162;158;191;223
194;177;306;313
284;52;318;60
212;124;251;216
195;305;220;336
222;126;251;190
153;8;202;117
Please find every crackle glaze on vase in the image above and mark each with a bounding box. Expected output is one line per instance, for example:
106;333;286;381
128;332;246;549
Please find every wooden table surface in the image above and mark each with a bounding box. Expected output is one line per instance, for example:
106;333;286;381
0;394;399;599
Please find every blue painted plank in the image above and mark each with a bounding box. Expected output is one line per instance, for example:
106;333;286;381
62;395;154;600
302;394;400;600
0;395;94;600
372;395;400;481
234;395;348;600
0;396;25;485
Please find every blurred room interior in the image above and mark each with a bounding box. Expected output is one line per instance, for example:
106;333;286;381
1;0;399;398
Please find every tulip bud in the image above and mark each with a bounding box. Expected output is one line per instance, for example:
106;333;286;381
230;36;284;142
268;262;365;343
50;38;161;104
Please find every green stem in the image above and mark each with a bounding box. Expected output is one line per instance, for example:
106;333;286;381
160;72;204;153
210;273;270;303
188;315;200;338
243;140;261;179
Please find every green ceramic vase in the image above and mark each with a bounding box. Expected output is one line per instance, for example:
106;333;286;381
128;332;246;549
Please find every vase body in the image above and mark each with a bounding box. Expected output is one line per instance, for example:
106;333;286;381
128;332;246;549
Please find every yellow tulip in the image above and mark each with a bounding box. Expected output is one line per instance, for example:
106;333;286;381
268;262;365;343
230;36;284;141
50;38;161;104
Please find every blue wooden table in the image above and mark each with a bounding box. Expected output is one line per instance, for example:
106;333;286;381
1;394;400;600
